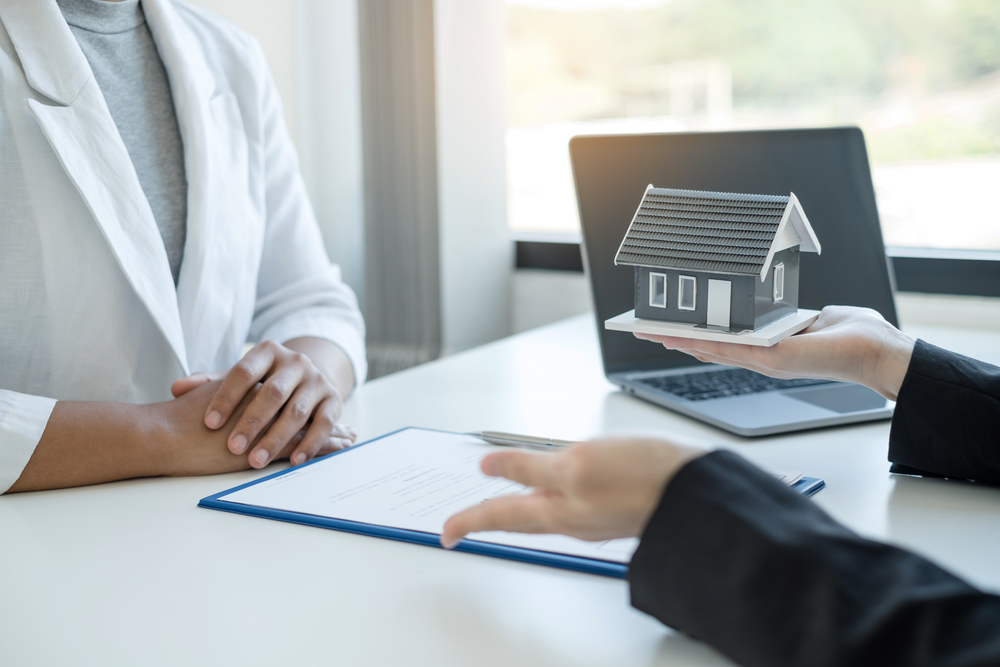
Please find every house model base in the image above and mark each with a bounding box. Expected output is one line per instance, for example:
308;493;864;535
605;308;820;347
612;186;823;335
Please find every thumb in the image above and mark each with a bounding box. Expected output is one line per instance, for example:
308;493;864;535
171;372;224;398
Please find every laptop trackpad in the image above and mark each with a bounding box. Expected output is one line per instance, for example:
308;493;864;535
783;384;887;414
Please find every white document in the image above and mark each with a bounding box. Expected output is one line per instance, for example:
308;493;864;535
222;428;640;563
222;429;808;565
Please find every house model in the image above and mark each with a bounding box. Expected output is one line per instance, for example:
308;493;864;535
613;186;821;334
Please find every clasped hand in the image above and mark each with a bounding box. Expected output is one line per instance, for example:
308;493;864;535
171;340;356;469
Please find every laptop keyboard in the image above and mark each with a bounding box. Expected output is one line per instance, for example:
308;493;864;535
636;368;831;401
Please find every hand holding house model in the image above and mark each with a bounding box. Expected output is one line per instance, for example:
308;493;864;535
605;186;822;347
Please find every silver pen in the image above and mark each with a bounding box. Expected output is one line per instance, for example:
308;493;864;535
467;431;577;451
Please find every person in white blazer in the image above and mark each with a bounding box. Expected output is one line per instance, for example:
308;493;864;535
0;0;367;493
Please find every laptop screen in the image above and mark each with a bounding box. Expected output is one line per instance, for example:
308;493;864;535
570;127;898;376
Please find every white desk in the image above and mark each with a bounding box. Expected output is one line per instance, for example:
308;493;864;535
3;315;1000;667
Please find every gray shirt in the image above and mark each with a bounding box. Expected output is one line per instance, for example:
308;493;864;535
57;0;187;285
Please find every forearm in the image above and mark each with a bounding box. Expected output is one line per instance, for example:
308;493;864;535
7;401;163;493
284;337;356;398
629;452;1000;667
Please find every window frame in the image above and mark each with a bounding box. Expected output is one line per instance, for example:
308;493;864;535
649;272;668;308
678;275;697;310
513;238;1000;298
773;263;785;302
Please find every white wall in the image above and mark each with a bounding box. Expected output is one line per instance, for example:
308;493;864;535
512;269;592;333
294;1;366;299
434;0;513;355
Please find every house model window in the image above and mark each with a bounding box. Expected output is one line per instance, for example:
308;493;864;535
649;272;667;308
773;263;785;302
612;186;822;333
678;276;697;310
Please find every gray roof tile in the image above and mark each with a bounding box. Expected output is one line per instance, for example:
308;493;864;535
615;187;790;275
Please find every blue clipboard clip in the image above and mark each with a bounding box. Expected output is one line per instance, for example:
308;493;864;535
792;476;825;497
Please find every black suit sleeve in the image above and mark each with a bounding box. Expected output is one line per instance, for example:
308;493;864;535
889;339;1000;484
628;450;1000;667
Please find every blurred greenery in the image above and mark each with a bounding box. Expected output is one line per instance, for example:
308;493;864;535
507;0;1000;163
868;113;1000;163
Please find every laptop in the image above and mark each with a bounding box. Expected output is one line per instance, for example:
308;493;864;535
570;127;897;436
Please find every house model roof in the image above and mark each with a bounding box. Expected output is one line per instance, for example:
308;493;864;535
614;186;821;280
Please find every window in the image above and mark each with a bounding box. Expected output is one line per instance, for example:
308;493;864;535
773;263;785;302
649;272;667;308
678;275;696;310
505;1;1000;253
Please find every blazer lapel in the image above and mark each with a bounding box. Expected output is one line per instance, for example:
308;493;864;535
144;0;260;373
2;0;189;375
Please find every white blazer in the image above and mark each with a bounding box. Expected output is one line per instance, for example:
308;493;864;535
0;0;367;492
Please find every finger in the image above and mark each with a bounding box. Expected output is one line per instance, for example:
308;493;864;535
440;493;555;548
328;423;355;444
279;430;307;455
271;428;347;464
239;366;313;462
635;329;758;364
306;422;355;445
316;435;354;456
292;434;353;467
246;378;325;467
290;433;353;467
285;397;343;467
275;429;334;461
637;329;807;376
205;344;278;429
480;450;565;489
258;428;310;462
171;372;224;398
633;333;689;349
674;338;750;360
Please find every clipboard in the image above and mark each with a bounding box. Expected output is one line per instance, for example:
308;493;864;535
199;427;824;580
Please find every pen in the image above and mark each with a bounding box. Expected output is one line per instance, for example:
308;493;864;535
467;431;577;451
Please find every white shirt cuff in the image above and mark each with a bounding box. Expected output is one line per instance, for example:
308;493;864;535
0;390;57;494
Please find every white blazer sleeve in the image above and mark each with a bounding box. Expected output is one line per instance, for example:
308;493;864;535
246;40;367;387
0;390;57;494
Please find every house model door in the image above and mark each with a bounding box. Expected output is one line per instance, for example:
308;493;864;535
706;279;732;328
